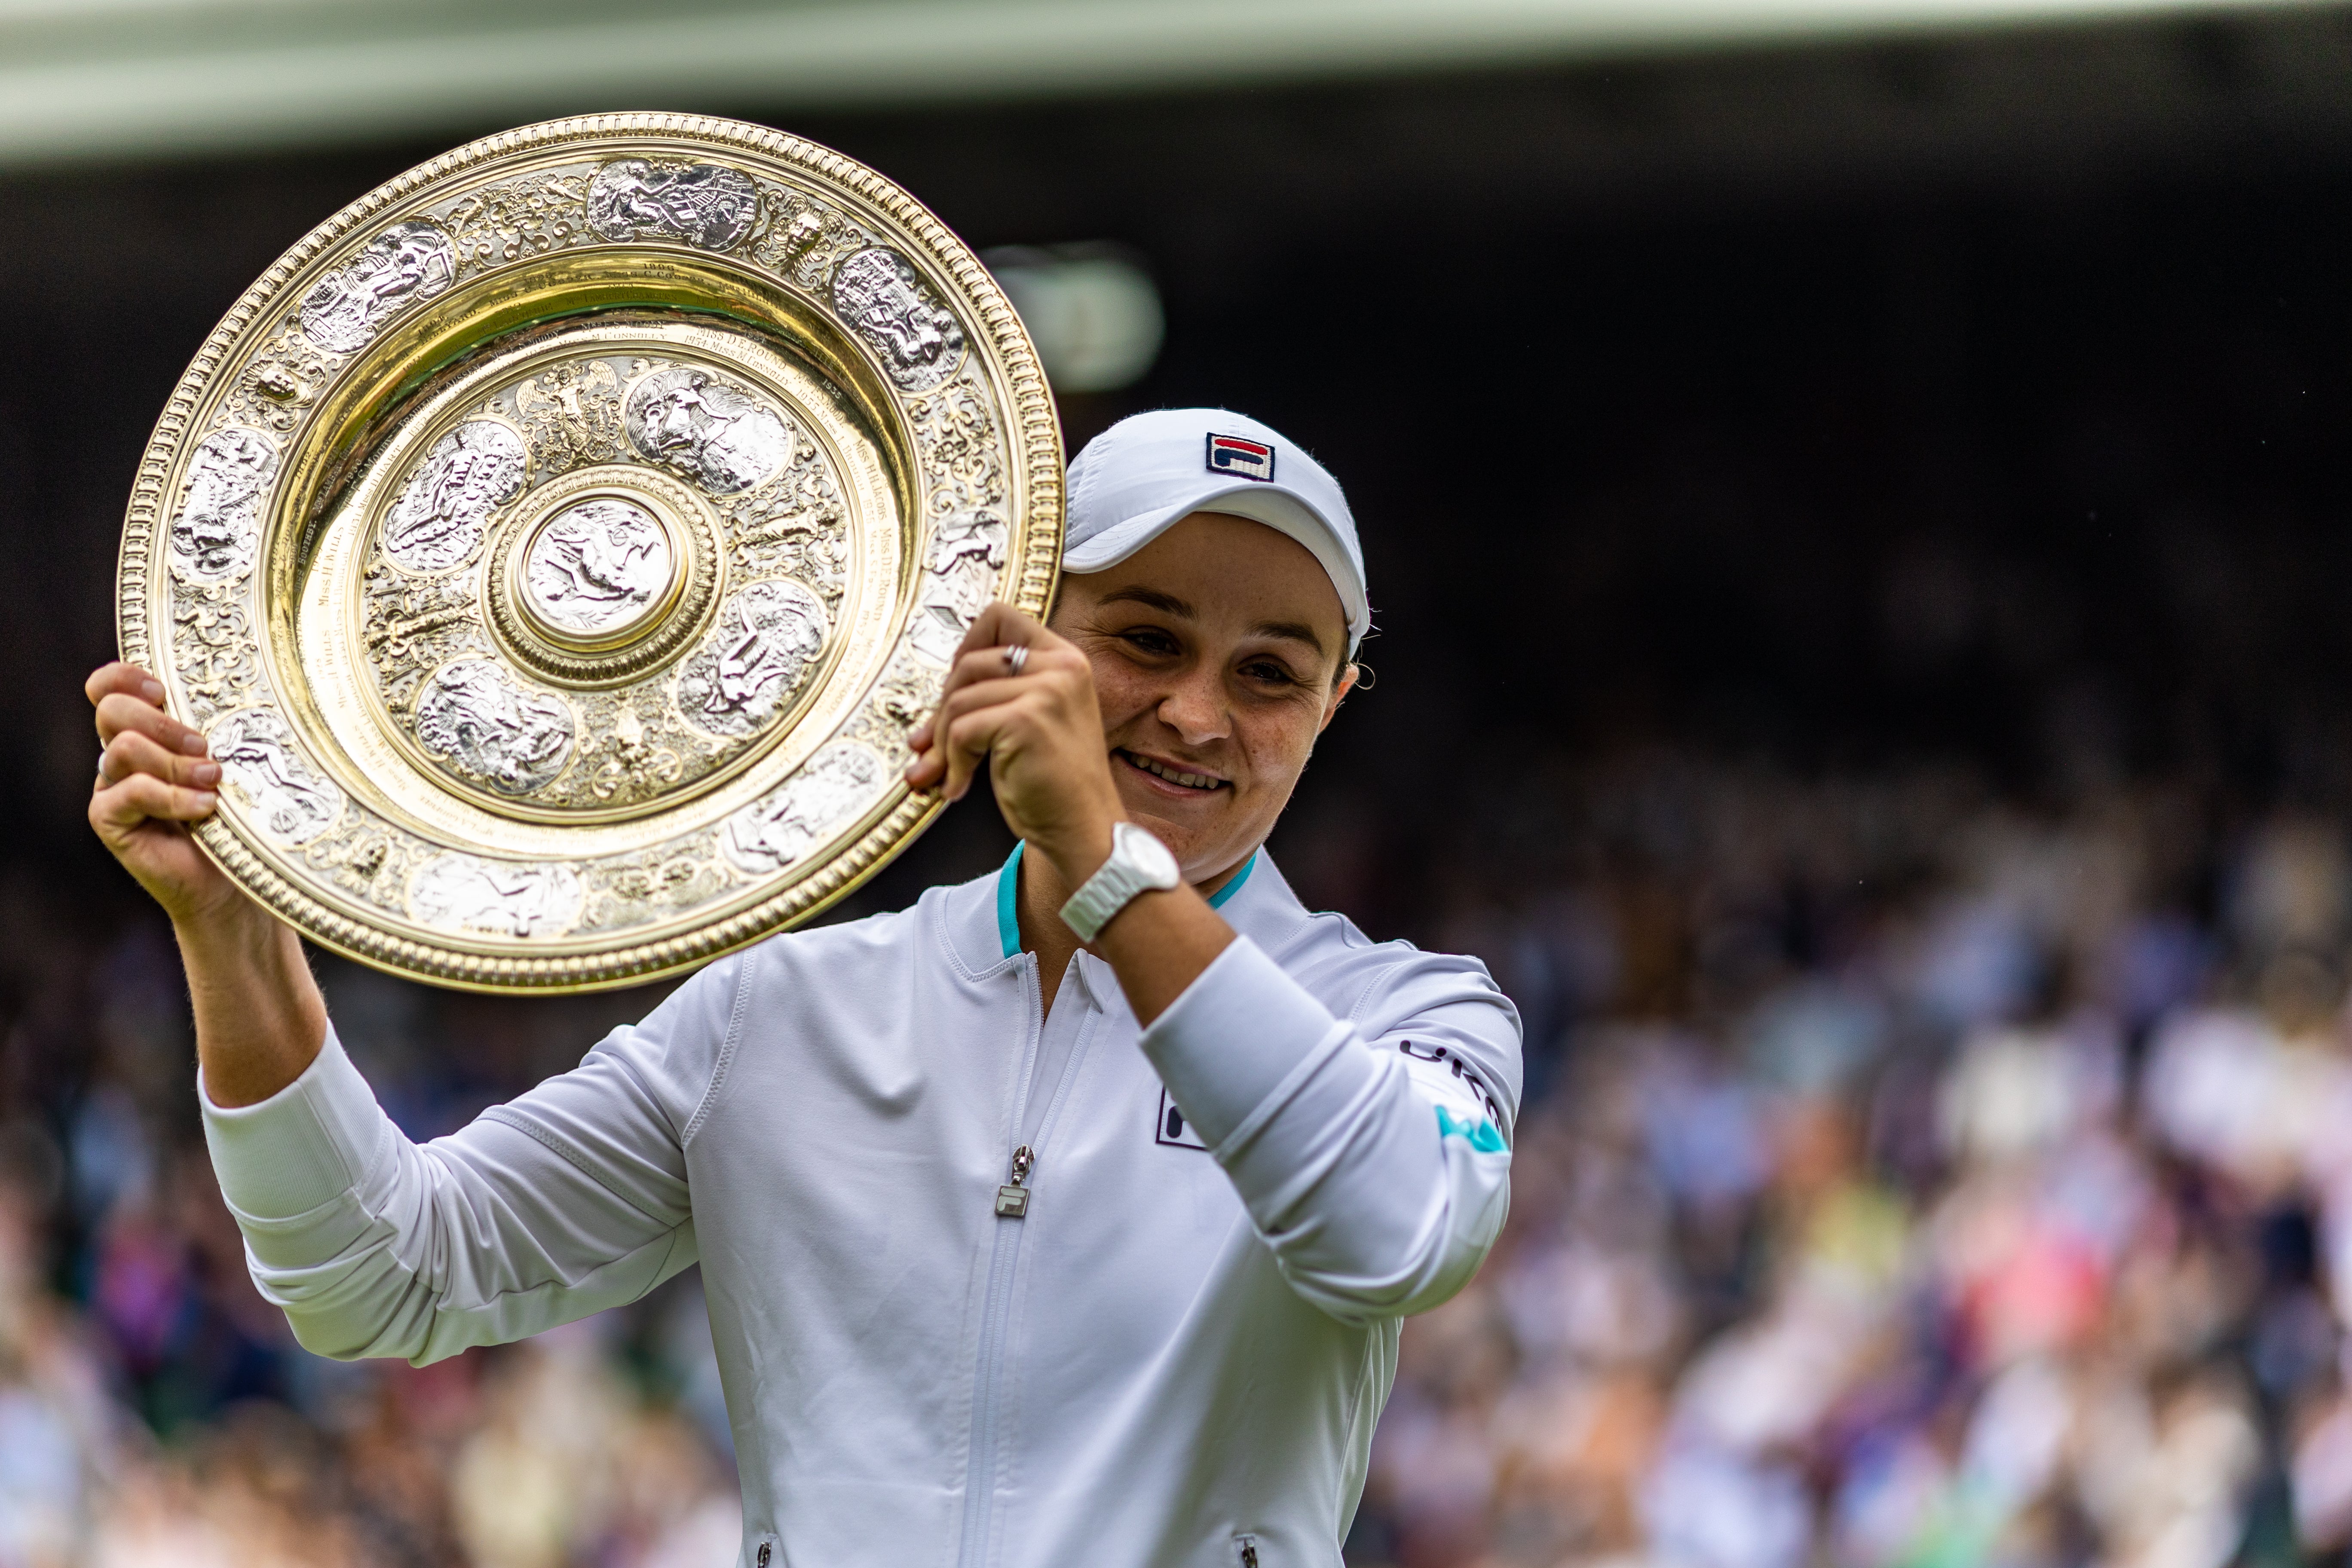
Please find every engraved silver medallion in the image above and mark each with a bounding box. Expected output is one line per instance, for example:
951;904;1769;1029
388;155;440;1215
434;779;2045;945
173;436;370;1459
169;428;278;584
722;742;885;875
675;578;829;737
413;659;576;794
927;509;1010;575
208;708;343;845
624;365;792;496
832;247;966;392
587;159;760;250
910;547;994;664
300;220;457;355
522;498;675;642
383;421;528;572
410;854;584;937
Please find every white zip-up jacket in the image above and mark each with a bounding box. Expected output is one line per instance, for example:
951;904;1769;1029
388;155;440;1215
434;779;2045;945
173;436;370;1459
199;848;1521;1568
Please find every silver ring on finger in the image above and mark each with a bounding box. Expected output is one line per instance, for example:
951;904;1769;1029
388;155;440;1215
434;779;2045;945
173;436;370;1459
1001;643;1029;677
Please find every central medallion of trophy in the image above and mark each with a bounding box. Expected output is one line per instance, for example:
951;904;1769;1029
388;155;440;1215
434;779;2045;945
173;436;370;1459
484;462;721;691
519;497;679;646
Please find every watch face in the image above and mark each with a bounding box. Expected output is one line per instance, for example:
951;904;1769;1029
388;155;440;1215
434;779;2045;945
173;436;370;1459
1121;822;1181;887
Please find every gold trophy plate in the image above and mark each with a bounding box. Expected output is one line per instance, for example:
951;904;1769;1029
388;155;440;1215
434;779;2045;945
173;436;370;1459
115;115;1062;991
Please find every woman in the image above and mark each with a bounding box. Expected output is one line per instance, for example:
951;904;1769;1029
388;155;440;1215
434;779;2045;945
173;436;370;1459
86;408;1521;1568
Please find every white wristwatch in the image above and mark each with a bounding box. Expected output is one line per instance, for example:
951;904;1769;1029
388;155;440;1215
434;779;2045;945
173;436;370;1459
1060;822;1182;941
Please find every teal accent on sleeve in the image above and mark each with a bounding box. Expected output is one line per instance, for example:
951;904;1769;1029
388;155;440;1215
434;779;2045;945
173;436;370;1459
997;841;1025;959
1436;1104;1508;1154
1205;850;1257;911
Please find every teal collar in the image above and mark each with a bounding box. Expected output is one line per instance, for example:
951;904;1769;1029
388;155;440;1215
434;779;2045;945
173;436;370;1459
1208;850;1258;911
994;842;1259;959
997;841;1025;959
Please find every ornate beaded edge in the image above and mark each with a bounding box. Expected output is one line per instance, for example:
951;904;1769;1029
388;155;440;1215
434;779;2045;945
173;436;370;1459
116;113;1063;990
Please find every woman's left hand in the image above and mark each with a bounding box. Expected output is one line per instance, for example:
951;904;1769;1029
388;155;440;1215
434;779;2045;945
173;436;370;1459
905;604;1125;882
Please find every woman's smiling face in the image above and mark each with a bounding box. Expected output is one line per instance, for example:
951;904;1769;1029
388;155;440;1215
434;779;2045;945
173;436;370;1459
1048;511;1357;885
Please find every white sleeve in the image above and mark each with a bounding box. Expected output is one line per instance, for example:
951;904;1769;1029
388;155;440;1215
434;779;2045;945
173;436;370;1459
198;954;742;1366
1137;937;1521;1325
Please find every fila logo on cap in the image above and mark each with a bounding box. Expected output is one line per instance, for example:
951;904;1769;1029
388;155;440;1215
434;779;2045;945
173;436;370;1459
1205;433;1275;482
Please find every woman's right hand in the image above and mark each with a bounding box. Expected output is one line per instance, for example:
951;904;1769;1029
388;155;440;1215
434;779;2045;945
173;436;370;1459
86;663;326;1106
86;662;244;927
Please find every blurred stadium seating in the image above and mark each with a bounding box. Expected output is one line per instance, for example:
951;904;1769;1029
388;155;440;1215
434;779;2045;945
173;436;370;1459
6;2;2352;1563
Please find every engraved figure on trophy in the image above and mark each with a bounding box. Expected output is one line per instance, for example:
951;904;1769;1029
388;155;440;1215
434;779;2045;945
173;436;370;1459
169;427;279;584
675;578;829;738
300;220;457;356
410;854;584;938
208;709;343;845
722;743;885;875
587;159;760;251
926;508;1010;576
524;500;674;639
382;421;528;573
908;545;994;664
412;659;576;795
831;247;965;392
624;367;790;496
514;359;625;477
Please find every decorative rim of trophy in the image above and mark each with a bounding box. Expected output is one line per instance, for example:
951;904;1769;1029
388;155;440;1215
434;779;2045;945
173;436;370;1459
116;114;1063;991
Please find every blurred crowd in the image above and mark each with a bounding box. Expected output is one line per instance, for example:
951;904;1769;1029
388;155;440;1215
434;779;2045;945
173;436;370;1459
10;749;2352;1568
0;908;736;1568
1343;752;2352;1568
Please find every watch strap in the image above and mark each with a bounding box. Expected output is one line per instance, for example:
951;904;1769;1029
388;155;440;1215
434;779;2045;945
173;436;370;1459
1060;823;1179;942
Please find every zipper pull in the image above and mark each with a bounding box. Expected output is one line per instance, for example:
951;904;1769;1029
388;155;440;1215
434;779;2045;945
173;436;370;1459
994;1144;1033;1218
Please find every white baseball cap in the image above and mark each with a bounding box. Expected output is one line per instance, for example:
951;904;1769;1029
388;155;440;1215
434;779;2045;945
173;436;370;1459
1064;408;1370;656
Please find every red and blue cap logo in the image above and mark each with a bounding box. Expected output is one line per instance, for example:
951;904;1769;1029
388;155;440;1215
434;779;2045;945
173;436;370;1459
1205;433;1275;482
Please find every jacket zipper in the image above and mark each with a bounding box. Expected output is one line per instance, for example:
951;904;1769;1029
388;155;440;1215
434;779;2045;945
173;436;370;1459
994;1144;1034;1218
957;956;1045;1568
956;956;1093;1568
959;1163;1029;1568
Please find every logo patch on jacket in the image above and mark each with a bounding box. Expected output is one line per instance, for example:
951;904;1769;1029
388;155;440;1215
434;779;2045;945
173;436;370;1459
1205;434;1275;481
1156;1086;1209;1150
1401;1038;1507;1125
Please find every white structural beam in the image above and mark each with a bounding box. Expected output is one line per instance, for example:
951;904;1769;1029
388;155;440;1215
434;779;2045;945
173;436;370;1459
0;0;2321;166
